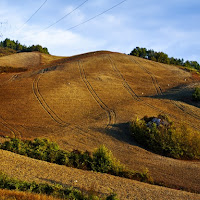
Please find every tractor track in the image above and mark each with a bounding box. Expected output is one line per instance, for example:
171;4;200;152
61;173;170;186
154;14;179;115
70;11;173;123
78;60;116;126
107;55;140;101
32;73;69;127
32;68;90;134
141;59;200;122
130;57;200;130
107;55;200;131
0;74;18;87
0;116;21;138
171;100;200;120
131;58;163;95
107;55;168;114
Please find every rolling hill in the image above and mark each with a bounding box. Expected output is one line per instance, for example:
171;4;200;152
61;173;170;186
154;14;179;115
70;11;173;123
0;51;200;199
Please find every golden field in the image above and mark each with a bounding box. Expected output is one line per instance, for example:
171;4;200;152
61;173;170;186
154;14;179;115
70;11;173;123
0;51;200;199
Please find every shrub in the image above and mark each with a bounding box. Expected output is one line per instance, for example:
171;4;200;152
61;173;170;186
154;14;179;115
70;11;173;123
106;193;119;200
92;145;122;173
130;115;200;159
0;138;67;163
192;87;200;101
68;150;93;170
0;172;100;199
0;138;152;183
92;145;152;183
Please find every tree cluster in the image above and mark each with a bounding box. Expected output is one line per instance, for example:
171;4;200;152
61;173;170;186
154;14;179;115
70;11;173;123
0;38;49;54
130;47;200;71
130;114;200;160
192;87;200;101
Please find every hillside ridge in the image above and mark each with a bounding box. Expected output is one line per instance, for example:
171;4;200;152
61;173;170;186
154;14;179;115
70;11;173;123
0;50;200;198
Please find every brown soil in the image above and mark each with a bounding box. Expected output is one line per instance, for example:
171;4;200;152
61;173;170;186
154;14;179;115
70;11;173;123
1;150;200;200
0;51;200;197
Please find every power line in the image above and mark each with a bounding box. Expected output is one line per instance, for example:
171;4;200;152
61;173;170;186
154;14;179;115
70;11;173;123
0;21;8;38
40;0;89;32
17;0;48;31
66;0;127;31
25;0;127;40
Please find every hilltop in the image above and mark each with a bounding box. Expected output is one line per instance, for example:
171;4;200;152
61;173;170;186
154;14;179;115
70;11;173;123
0;50;200;199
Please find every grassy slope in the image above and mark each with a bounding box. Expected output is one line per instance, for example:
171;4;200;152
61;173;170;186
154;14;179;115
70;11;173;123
0;51;200;196
0;149;200;200
0;51;64;69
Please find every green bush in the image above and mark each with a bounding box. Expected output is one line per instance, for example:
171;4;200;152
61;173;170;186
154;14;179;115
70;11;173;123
68;150;93;170
0;138;152;183
106;193;119;200
192;87;200;101
92;145;123;174
0;138;67;163
0;172;100;199
130;115;200;159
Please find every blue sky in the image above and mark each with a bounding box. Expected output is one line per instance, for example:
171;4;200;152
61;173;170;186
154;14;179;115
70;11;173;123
0;0;200;62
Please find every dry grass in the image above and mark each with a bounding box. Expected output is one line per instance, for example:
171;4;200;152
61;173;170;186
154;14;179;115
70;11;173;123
40;54;65;66
0;47;16;57
0;189;60;200
0;51;200;196
0;52;64;70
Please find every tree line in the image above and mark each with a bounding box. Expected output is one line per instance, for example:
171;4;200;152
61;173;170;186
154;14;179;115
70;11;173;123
130;47;200;71
0;38;49;54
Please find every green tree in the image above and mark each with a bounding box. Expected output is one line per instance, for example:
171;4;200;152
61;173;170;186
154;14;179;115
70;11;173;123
0;38;49;54
130;47;147;58
192;87;200;101
156;52;170;64
130;47;200;71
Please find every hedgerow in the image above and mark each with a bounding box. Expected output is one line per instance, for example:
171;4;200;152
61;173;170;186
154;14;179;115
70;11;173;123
0;171;117;200
0;138;152;183
130;114;200;159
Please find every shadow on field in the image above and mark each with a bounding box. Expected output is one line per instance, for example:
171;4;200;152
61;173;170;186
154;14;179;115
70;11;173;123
92;122;139;147
39;177;71;188
150;84;200;108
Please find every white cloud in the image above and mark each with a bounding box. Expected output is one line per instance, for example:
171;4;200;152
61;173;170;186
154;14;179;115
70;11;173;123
11;25;106;56
0;0;200;63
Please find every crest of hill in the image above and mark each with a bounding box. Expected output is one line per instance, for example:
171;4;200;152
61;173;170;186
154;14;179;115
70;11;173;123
0;50;117;71
43;50;117;67
0;52;64;70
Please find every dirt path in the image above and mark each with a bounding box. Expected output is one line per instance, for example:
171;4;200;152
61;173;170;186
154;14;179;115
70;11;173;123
0;149;200;200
